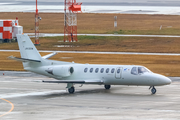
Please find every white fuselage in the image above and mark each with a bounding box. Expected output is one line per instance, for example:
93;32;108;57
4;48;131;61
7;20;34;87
25;59;171;86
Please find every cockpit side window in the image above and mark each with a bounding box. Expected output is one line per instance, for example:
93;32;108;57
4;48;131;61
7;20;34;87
131;67;138;75
138;67;149;74
131;67;150;75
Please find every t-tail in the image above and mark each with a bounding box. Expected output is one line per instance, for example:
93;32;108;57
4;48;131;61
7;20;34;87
9;34;43;70
9;34;69;71
17;34;42;62
9;34;70;76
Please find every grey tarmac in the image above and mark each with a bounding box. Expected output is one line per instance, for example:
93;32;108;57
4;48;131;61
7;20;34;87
0;71;180;120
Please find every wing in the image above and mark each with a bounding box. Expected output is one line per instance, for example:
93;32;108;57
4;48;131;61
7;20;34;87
42;52;57;59
8;56;41;62
42;79;104;85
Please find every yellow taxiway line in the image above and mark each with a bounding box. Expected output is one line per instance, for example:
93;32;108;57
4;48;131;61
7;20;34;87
0;98;14;118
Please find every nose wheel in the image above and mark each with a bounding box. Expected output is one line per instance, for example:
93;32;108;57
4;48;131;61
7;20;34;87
104;85;111;89
149;86;156;94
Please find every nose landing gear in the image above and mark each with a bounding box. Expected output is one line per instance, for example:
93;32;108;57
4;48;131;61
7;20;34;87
104;85;111;89
149;86;156;94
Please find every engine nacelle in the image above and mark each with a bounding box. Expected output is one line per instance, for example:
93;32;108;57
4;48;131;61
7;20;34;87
46;65;74;77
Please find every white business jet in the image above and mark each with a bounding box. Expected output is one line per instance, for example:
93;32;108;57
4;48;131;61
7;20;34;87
9;35;171;94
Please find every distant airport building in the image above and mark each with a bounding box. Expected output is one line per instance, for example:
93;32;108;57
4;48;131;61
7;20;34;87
0;17;23;43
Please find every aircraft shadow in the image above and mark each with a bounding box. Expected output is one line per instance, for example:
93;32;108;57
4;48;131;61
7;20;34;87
33;87;158;100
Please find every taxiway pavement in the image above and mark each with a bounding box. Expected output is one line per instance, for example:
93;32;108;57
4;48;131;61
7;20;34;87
0;71;180;120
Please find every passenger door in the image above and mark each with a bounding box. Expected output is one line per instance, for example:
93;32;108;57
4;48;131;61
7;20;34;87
115;67;122;79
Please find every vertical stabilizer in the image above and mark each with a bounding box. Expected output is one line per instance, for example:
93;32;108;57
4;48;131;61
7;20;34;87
17;34;42;61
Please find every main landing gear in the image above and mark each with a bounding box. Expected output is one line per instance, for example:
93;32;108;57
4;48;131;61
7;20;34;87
68;86;75;94
104;85;111;89
149;86;156;94
67;83;75;94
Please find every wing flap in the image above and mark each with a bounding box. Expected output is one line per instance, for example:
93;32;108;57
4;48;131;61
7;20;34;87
8;56;41;62
42;79;104;84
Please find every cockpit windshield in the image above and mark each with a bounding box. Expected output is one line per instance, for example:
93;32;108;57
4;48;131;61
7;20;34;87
131;67;150;75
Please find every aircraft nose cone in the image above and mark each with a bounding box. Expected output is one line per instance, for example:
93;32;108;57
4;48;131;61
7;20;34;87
165;77;172;85
160;76;172;85
151;73;172;86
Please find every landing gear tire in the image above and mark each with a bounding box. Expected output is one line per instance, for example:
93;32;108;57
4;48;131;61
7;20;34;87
151;87;156;94
68;87;75;94
104;85;111;89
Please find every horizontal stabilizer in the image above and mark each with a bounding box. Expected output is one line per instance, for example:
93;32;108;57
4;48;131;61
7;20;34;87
42;52;57;59
8;56;41;62
42;79;104;84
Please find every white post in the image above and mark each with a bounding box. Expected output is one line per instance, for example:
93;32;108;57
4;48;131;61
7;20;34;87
114;16;117;34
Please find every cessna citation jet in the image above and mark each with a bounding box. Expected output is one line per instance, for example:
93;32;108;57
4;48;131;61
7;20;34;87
9;35;171;94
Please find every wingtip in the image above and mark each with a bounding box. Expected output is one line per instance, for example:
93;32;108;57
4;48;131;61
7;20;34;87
8;56;15;59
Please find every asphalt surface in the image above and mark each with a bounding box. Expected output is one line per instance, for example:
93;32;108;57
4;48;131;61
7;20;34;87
0;71;180;120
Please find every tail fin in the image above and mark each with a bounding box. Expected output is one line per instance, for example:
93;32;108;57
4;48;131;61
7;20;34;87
16;34;42;61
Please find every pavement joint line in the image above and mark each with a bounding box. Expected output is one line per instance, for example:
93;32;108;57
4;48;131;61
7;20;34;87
0;98;14;118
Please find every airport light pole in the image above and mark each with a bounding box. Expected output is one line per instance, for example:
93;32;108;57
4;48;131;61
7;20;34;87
35;0;41;46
